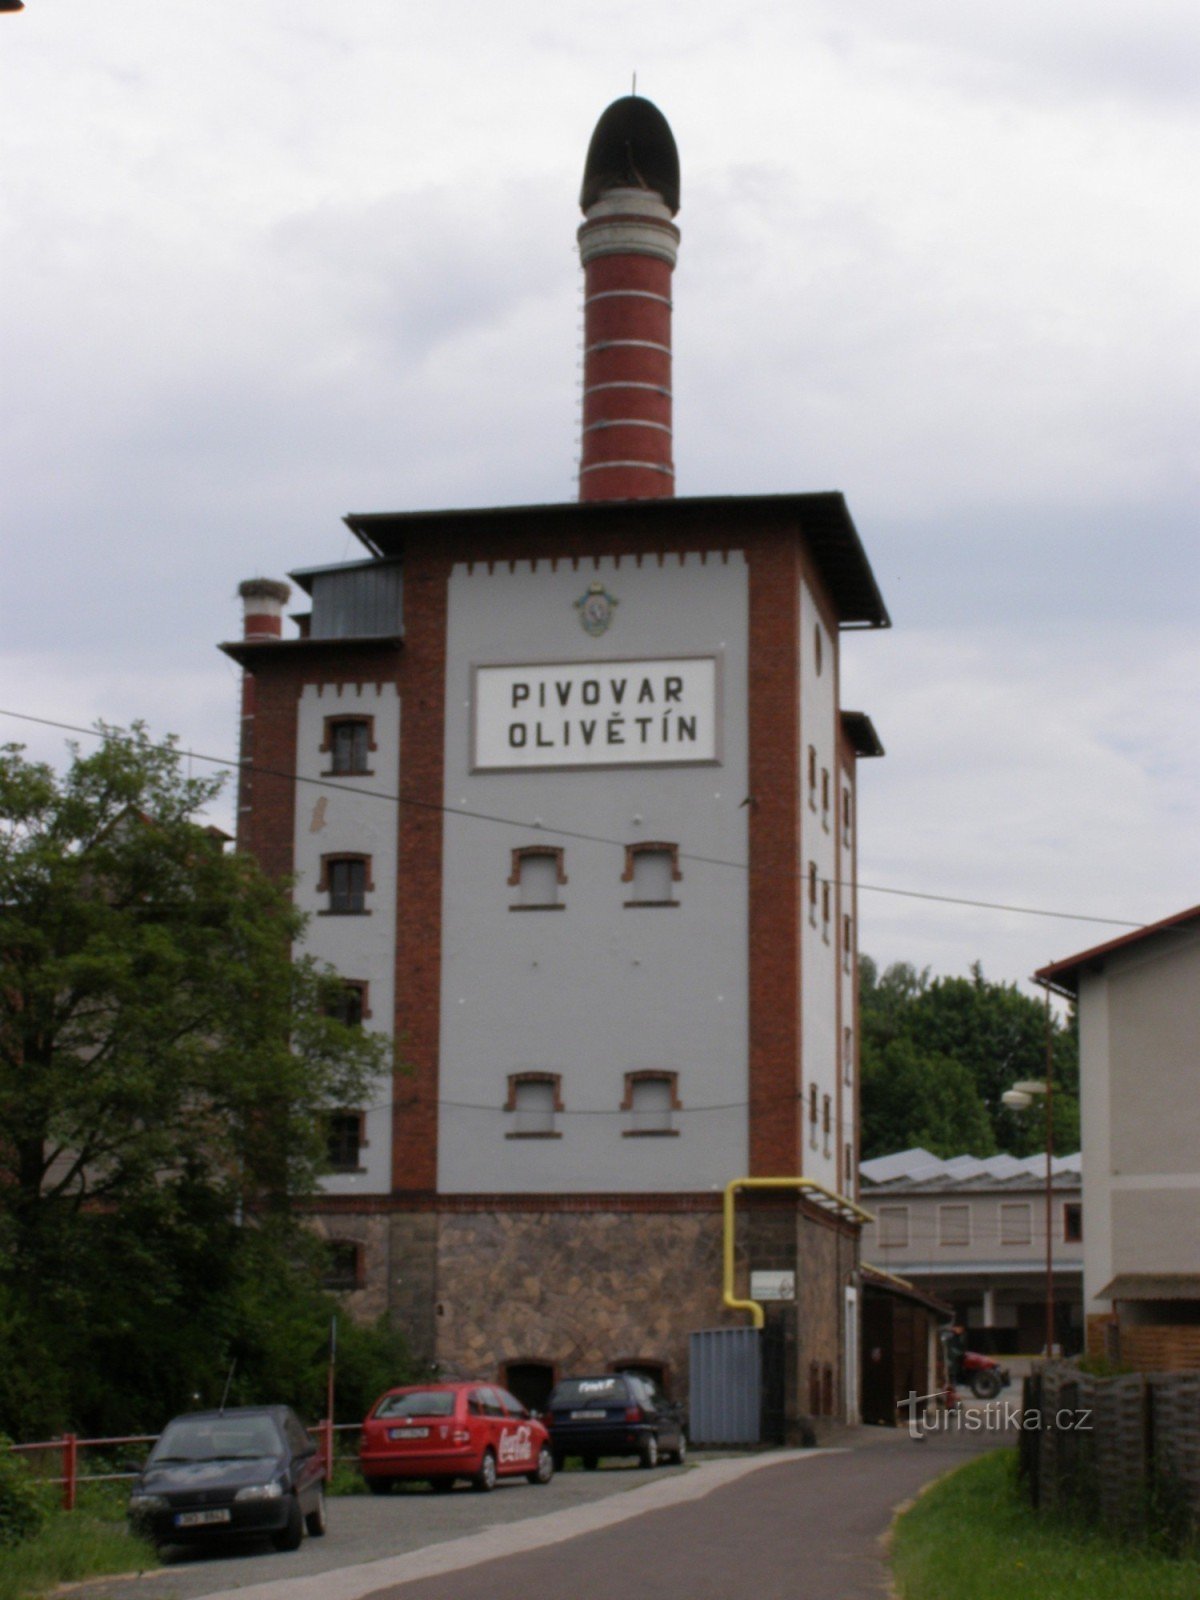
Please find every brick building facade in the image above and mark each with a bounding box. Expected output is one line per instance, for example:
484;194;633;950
222;96;889;1429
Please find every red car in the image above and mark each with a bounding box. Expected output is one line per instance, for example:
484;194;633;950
359;1382;554;1494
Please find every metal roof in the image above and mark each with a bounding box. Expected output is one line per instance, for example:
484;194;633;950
860;1146;1081;1195
343;492;890;631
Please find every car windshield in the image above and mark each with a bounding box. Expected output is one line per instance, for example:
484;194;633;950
152;1416;281;1463
375;1390;456;1419
551;1378;623;1405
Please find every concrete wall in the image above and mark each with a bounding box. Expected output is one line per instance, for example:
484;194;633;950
438;553;750;1192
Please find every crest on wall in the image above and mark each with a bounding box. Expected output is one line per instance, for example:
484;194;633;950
574;579;619;637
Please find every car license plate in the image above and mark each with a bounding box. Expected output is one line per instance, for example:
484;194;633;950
571;1410;606;1419
175;1509;231;1527
388;1426;430;1439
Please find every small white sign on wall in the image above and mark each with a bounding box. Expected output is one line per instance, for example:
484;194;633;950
751;1270;796;1302
473;656;719;771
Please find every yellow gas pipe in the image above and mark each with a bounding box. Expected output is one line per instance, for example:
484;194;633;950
722;1177;875;1329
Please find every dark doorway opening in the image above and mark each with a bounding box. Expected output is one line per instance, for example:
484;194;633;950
502;1359;556;1413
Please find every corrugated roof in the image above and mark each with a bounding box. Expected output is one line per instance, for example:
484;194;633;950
860;1146;1081;1194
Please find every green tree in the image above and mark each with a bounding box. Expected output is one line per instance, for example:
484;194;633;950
859;955;1079;1160
0;729;394;1436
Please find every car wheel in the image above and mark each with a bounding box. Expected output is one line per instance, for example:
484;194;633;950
472;1450;497;1493
971;1369;1003;1401
271;1496;305;1552
430;1477;455;1493
304;1488;327;1537
640;1433;659;1469
366;1476;394;1496
582;1455;599;1471
527;1445;554;1486
667;1434;687;1466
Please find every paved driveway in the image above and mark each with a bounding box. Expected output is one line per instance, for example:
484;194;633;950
69;1460;692;1600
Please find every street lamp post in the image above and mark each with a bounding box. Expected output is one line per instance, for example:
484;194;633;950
1002;984;1056;1357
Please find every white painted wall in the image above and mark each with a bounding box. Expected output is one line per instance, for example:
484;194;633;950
439;552;750;1193
294;682;399;1196
799;582;840;1189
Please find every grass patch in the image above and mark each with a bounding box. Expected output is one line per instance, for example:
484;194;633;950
892;1449;1200;1600
0;1507;156;1600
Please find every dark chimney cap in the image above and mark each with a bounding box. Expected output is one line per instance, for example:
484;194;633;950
580;95;680;216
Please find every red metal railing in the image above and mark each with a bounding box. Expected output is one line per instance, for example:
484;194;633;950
6;1421;362;1511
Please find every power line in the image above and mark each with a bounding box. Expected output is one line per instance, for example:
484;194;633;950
0;705;1148;934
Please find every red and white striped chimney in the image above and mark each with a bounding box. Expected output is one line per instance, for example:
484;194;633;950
577;96;681;502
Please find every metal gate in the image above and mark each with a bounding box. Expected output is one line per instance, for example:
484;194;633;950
688;1326;763;1445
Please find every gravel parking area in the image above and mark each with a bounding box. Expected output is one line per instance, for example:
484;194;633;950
66;1461;694;1600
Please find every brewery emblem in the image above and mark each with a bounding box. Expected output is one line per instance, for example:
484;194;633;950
574;579;619;637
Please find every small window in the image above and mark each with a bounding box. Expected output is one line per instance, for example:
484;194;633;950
821;880;831;940
622;1071;680;1136
814;624;823;676
844;1144;854;1192
322;1240;362;1292
509;846;566;910
327;1111;365;1172
623;843;681;907
879;1205;909;1248
807;745;818;809
842;785;852;845
505;1073;563;1137
843;1026;853;1085
321;715;376;776
1000;1202;1032;1246
326;980;369;1026
842;914;853;972
808;1083;819;1150
939;1204;970;1247
821;768;831;831
808;861;818;926
320;854;372;914
1064;1202;1083;1243
822;1093;832;1157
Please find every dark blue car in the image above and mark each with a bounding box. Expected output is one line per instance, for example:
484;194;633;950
544;1373;686;1470
127;1405;326;1554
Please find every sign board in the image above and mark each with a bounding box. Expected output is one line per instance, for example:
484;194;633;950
750;1270;796;1303
472;657;719;771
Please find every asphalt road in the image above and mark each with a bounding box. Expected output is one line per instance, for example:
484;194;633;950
68;1458;694;1600
69;1421;1008;1600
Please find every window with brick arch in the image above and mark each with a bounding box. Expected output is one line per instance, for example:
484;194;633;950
320;854;372;914
622;1071;681;1136
321;715;377;776
505;1072;563;1137
326;1110;365;1172
509;846;566;910
623;842;681;906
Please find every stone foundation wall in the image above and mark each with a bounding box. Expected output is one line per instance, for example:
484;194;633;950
432;1209;739;1395
316;1199;859;1423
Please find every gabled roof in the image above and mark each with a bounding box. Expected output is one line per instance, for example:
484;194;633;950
1034;904;1200;997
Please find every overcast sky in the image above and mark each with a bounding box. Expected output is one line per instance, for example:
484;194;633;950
2;1;1196;993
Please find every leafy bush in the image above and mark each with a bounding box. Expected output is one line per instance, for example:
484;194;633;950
0;1437;49;1548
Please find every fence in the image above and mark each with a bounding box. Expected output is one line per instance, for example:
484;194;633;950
7;1420;361;1512
1020;1364;1200;1540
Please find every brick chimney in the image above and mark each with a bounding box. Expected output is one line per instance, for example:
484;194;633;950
235;578;290;848
577;96;680;502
